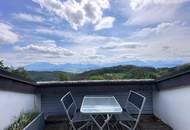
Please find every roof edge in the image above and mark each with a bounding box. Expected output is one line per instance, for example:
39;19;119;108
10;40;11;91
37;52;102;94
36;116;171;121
156;69;190;82
0;69;36;86
37;79;155;85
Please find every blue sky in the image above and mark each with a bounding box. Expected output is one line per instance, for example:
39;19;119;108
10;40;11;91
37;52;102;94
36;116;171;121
0;0;190;67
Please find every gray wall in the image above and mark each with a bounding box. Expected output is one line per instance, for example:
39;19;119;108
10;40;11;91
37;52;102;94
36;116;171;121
153;72;190;130
39;83;154;117
0;72;41;130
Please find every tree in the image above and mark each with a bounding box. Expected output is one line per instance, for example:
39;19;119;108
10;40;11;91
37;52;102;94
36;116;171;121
12;67;31;79
59;73;69;81
0;61;31;80
88;75;105;80
0;60;3;68
0;60;9;71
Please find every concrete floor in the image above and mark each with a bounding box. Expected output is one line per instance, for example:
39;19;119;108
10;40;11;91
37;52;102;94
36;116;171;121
44;115;172;130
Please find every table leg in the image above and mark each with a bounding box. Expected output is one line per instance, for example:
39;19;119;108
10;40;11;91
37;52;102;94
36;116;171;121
90;114;112;130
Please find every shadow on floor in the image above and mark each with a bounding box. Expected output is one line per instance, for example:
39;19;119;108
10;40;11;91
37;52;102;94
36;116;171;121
44;115;173;130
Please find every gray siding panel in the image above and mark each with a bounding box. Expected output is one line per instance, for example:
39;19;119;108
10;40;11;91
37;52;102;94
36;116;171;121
41;84;153;117
0;77;35;93
157;72;190;90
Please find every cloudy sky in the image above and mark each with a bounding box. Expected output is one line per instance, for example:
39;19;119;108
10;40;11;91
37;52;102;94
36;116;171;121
0;0;190;67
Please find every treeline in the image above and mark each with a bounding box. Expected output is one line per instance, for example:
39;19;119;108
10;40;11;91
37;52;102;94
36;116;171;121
75;65;169;80
27;63;190;81
0;60;31;80
27;71;73;81
79;64;190;80
1;60;190;81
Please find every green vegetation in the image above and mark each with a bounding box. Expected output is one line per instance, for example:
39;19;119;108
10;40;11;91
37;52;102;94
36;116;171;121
0;61;31;80
11;67;31;80
27;63;190;81
76;65;163;80
2;60;190;81
27;71;73;81
0;60;9;71
88;75;105;80
6;112;39;130
59;73;69;81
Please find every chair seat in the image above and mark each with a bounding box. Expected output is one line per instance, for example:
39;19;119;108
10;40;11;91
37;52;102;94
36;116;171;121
115;111;136;121
72;112;91;123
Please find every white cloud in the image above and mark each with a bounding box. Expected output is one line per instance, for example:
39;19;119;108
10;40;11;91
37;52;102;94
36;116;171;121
127;5;177;25
35;27;121;44
14;13;44;22
33;0;114;30
15;42;74;56
88;55;104;60
1;0;190;67
130;22;175;38
0;22;19;44
10;41;107;65
95;16;115;31
9;21;190;65
130;0;189;10
99;42;143;50
128;22;190;61
119;0;190;26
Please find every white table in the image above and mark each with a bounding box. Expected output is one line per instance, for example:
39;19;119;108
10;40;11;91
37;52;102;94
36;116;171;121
80;96;122;130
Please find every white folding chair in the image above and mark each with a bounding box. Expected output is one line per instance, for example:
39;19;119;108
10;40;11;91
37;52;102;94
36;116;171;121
60;92;91;130
114;90;146;130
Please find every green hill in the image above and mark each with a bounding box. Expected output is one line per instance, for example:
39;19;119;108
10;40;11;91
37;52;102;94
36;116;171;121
2;60;190;82
26;63;190;81
27;71;75;81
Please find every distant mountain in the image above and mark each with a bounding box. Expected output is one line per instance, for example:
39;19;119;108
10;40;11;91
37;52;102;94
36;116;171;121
26;63;190;81
24;62;55;71
24;60;186;73
110;60;185;68
27;65;162;81
24;62;100;73
27;71;72;81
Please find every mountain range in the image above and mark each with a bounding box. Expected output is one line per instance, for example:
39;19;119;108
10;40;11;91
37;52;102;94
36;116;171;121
24;60;185;73
24;62;100;73
26;63;190;81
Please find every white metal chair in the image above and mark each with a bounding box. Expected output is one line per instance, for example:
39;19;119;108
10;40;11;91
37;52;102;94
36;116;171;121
114;90;146;130
60;92;91;130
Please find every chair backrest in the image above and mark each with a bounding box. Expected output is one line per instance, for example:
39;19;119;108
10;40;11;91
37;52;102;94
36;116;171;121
126;90;146;130
60;92;77;129
128;91;145;110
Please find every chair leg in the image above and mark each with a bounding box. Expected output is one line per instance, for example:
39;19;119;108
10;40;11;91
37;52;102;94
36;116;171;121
112;121;119;130
115;124;119;130
115;123;120;130
91;122;93;130
136;124;141;130
108;124;110;130
111;123;118;130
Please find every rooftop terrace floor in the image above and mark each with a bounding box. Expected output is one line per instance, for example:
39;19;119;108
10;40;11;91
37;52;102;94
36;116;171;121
44;115;172;130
